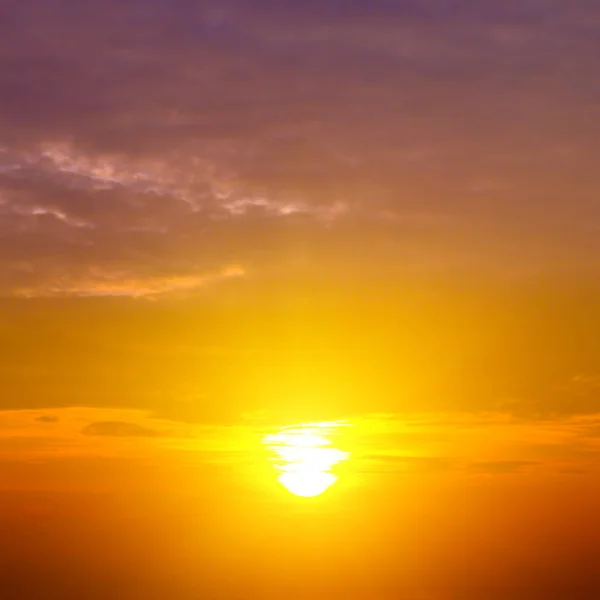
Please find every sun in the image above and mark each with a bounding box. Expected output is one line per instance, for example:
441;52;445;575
279;470;338;498
263;422;350;498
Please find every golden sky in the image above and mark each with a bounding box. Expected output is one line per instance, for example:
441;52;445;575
1;1;600;598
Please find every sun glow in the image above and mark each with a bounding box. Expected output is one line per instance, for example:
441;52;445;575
263;421;350;498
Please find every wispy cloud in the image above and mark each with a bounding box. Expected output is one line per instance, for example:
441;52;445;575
11;264;245;298
0;0;597;301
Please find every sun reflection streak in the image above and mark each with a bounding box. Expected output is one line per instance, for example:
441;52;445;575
263;422;351;497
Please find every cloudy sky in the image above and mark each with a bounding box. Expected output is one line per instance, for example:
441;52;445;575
1;1;600;598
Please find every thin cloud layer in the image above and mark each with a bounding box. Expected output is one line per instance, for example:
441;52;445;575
0;0;598;298
12;264;245;298
1;408;599;489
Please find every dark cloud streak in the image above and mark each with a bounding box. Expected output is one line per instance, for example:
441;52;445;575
81;420;159;438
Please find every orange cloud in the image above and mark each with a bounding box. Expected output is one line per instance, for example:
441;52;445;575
12;264;245;298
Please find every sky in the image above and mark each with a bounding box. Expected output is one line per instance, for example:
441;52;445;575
1;1;600;598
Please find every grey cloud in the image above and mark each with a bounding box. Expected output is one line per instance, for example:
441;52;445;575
35;415;58;423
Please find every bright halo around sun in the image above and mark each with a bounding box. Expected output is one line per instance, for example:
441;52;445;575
263;421;350;498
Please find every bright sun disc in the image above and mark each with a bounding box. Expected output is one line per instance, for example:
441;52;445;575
279;470;338;498
263;422;350;498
